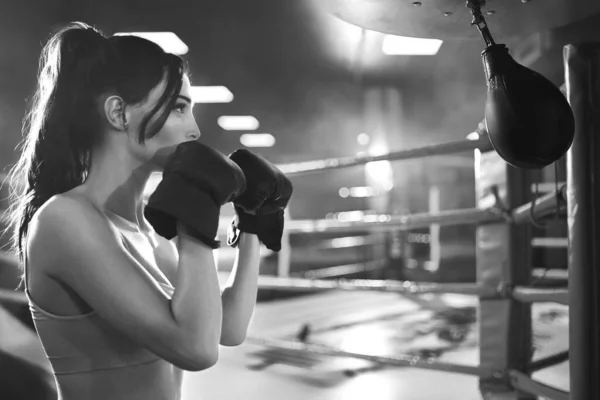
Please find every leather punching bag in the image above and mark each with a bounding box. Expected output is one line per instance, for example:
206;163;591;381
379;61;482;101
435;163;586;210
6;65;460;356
483;44;575;169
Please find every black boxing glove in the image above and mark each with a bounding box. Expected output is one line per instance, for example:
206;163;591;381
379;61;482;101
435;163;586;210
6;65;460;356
228;207;285;251
226;150;293;252
144;141;247;248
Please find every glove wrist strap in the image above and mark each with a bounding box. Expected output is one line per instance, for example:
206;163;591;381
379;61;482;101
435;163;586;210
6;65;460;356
227;207;259;248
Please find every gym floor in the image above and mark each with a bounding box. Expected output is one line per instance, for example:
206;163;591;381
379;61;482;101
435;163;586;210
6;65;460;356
178;273;568;400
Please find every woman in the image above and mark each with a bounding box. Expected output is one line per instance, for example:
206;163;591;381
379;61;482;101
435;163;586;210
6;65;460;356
3;22;291;400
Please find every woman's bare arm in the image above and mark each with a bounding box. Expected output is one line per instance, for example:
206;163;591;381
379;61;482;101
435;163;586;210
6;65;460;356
153;229;260;346
220;232;261;346
31;195;222;371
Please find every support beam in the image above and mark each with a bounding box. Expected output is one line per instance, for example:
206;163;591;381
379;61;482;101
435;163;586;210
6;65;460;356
564;42;600;400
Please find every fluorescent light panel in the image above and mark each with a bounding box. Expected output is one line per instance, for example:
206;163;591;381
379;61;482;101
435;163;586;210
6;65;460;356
382;35;443;56
466;131;480;141
190;86;233;103
114;32;189;55
339;186;376;198
240;134;275;148
218;116;259;131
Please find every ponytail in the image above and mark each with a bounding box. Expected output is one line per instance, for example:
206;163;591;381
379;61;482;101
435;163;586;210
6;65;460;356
2;22;185;287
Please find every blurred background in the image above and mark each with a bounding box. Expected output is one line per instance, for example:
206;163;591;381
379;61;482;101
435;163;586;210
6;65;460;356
0;0;594;299
0;0;595;398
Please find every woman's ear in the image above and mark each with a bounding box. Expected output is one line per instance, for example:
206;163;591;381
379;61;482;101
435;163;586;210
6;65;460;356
104;95;128;131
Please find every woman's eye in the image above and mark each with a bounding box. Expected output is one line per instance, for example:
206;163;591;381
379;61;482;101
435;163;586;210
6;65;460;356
173;104;187;113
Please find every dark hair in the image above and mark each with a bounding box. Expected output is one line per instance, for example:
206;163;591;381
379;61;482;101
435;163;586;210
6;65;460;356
2;22;186;286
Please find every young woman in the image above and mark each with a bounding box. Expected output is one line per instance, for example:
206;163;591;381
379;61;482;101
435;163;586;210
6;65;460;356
4;22;291;400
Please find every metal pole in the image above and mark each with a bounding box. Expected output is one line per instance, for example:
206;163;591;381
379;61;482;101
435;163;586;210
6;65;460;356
564;42;600;400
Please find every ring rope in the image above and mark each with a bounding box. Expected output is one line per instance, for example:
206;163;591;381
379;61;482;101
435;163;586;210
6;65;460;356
277;135;492;176
256;275;487;296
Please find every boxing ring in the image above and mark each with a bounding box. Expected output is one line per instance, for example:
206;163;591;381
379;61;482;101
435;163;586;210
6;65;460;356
239;146;568;399
236;43;595;400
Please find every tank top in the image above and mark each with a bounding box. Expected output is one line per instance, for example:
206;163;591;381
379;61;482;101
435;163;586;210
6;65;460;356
24;210;181;399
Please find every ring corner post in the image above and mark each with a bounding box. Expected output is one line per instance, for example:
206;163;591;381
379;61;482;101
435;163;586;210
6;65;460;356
564;41;600;400
475;149;534;400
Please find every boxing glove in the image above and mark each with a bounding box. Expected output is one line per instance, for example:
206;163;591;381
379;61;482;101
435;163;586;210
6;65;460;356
144;141;247;248
226;150;293;252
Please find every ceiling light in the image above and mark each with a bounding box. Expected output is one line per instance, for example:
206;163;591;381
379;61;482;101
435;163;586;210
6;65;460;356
218;116;259;131
357;133;370;146
466;131;480;141
114;32;189;55
190;86;234;103
350;186;374;198
382;35;443;56
240;134;275;148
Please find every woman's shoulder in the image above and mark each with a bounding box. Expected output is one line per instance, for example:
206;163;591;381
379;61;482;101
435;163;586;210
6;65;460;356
36;189;102;221
26;191;108;285
28;192;125;278
30;191;112;251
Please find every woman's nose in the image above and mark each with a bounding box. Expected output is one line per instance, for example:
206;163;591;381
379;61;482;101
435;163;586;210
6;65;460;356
187;128;201;141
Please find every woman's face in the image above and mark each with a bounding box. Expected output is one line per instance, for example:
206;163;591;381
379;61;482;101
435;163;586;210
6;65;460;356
126;74;201;169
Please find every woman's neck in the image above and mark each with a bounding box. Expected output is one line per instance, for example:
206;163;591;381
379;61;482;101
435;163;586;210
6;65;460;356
81;153;155;227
